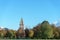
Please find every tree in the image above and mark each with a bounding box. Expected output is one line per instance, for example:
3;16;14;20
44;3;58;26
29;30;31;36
29;30;34;38
51;24;60;39
4;30;12;39
25;28;29;38
0;32;4;38
9;30;16;39
0;30;7;38
40;21;54;38
33;23;42;39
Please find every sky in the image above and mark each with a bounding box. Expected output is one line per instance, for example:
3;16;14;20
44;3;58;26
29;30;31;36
0;0;60;30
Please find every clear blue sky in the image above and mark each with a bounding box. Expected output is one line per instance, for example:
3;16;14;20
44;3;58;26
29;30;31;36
0;0;60;30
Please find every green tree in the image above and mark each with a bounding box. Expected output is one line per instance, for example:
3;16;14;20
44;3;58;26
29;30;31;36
0;33;4;38
9;30;16;39
25;28;29;38
33;24;42;39
40;21;54;38
0;30;6;39
29;30;34;38
4;30;12;39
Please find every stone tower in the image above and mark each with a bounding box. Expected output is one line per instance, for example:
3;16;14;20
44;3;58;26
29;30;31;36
20;18;24;30
16;18;25;38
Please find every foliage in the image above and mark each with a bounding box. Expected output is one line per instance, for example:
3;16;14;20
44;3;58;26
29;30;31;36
0;21;60;39
25;28;29;38
40;21;54;38
29;30;34;38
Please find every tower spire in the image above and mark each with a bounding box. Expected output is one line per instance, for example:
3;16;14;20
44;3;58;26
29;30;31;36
16;18;25;38
20;18;24;30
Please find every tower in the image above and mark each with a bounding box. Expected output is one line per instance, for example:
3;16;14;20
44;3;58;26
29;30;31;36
16;18;25;38
20;18;24;30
